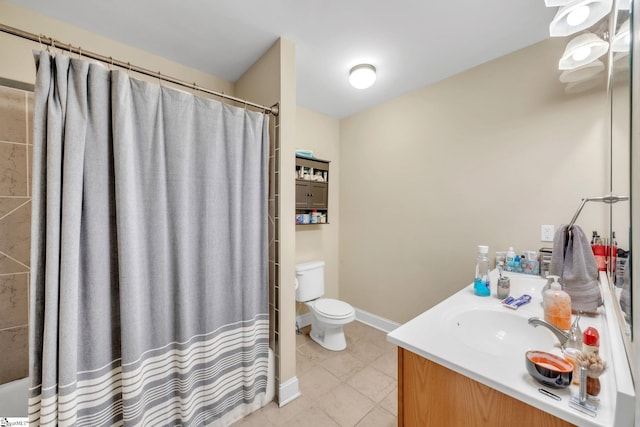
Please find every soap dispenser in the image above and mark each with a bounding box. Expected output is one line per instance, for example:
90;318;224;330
543;276;572;330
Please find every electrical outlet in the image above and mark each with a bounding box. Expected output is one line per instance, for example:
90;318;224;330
541;225;555;242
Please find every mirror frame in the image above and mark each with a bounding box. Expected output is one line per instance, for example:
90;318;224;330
630;0;639;381
605;0;636;383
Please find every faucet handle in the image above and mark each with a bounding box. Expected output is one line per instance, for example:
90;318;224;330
527;316;570;348
566;314;582;350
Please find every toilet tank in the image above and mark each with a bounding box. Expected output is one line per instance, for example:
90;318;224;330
295;261;325;302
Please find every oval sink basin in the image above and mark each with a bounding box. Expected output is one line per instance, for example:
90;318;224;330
505;274;548;297
450;308;556;357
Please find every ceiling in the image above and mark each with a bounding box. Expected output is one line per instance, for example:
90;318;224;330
9;0;557;118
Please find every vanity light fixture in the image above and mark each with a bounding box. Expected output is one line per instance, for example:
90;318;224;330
612;18;631;52
549;0;613;37
349;64;376;89
559;59;605;83
544;0;573;5
558;32;609;69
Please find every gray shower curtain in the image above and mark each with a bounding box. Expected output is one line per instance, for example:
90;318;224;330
29;51;270;426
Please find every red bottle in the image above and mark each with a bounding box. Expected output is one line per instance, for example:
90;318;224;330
592;245;606;271
583;327;600;355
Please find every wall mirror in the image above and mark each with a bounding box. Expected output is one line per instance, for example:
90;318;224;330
550;0;633;373
608;0;633;360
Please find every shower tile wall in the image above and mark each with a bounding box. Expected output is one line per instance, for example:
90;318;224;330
0;85;32;385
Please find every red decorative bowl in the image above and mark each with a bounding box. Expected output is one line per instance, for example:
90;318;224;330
525;350;574;388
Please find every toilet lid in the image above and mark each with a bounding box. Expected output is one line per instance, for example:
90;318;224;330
314;298;354;318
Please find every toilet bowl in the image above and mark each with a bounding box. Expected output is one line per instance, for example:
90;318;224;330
296;261;355;351
305;298;356;351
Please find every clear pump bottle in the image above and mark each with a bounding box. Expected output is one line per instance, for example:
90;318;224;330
474;245;491;296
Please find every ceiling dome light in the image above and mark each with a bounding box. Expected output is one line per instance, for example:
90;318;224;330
549;0;613;37
559;33;609;70
349;64;376;89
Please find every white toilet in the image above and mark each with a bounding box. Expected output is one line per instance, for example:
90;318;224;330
295;260;355;351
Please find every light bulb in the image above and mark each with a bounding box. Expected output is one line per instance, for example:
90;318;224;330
349;64;376;89
572;45;592;61
566;5;590;26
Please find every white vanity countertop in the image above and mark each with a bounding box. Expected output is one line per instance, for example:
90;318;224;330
387;270;635;427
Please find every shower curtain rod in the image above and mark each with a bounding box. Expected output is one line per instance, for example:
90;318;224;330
0;23;279;116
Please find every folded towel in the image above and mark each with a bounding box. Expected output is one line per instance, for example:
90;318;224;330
549;224;602;313
295;149;315;159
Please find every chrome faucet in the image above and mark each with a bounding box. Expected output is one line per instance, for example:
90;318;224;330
528;317;570;348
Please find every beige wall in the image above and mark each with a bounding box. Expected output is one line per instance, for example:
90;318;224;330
236;38;298;401
295;107;341;301
339;38;611;323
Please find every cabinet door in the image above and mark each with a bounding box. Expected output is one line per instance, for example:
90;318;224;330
308;182;328;209
398;348;575;427
296;181;310;208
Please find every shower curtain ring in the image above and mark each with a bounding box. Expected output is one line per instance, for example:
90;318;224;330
108;57;113;70
38;34;43;50
127;62;132;75
78;46;82;59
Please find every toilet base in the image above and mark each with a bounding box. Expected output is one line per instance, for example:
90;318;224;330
310;324;348;351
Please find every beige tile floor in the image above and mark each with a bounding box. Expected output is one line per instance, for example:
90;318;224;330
233;321;398;426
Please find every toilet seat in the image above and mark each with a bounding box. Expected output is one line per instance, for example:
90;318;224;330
313;298;354;319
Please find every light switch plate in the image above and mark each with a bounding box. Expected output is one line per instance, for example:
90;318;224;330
541;225;555;242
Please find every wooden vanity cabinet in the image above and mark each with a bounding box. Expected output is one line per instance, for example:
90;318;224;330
397;348;575;427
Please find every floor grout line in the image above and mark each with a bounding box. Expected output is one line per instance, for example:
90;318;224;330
235;321;398;426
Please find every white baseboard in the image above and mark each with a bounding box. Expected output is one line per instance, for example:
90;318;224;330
295;306;400;334
354;307;401;333
295;312;313;329
278;376;301;407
